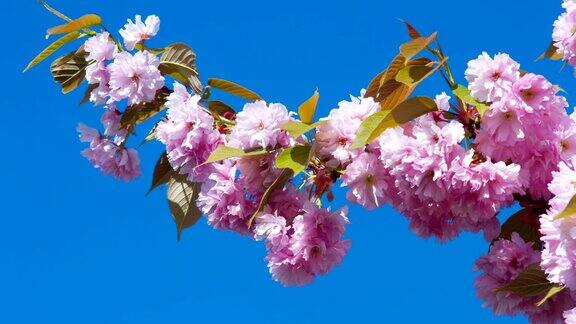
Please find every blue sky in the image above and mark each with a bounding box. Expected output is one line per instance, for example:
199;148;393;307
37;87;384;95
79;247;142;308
0;1;571;323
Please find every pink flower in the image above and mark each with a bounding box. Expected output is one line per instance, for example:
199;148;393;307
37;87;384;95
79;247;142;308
554;9;576;67
476;71;572;200
476;95;526;150
197;161;255;234
266;183;307;224
565;0;576;11
228;101;292;150
156;83;221;181
76;123;141;181
565;308;576;324
434;92;451;111
375;114;522;241
265;203;350;286
342;152;392;210
108;51;164;105
315;91;380;167
448;153;523;240
541;162;576;290
84;32;116;62
465;52;520;102
512;73;557;109
474;233;541;316
119;15;160;50
236;153;282;196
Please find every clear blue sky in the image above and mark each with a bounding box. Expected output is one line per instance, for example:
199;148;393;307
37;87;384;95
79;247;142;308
1;1;570;323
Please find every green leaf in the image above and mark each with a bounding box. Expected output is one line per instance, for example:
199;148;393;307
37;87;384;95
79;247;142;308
207;78;261;101
247;169;293;229
537;41;563;61
208;100;235;116
120;87;170;130
497;264;555;297
395;57;447;85
399;32;436;62
536;285;565;307
452;84;490;116
134;43;165;55
555;193;576;220
24;31;84;72
159;43;202;94
147;152;174;195
203;145;268;165
275;145;312;175
47;14;101;35
167;173;202;241
282;120;324;139
351;96;437;148
298;90;319;124
50;50;88;94
492;208;542;249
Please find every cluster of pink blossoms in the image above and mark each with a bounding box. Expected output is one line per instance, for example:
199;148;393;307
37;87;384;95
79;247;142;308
554;0;576;68
77;15;164;180
53;3;576;321
154;81;350;284
475;234;576;323
319;90;523;241
77;105;141;180
465;47;576;320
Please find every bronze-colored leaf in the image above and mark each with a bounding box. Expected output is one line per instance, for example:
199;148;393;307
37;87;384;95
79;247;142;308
298;90;319;124
47;14;101;35
497;264;555;297
492;208;542;249
148;152;174;195
167;173;202;240
159;43;202;94
208;100;235;116
207;78;262;101
537;41;564;61
50;49;89;94
400;20;421;39
399;32;437;62
79;83;98;105
365;53;406;100
120;87;171;130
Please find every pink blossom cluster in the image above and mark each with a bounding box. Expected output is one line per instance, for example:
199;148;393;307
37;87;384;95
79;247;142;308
154;89;351;285
77;15;166;180
255;199;350;286
469;55;572;200
474;233;575;323
554;0;576;68
77;105;141;180
56;7;576;321
155;83;222;181
319;92;523;241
